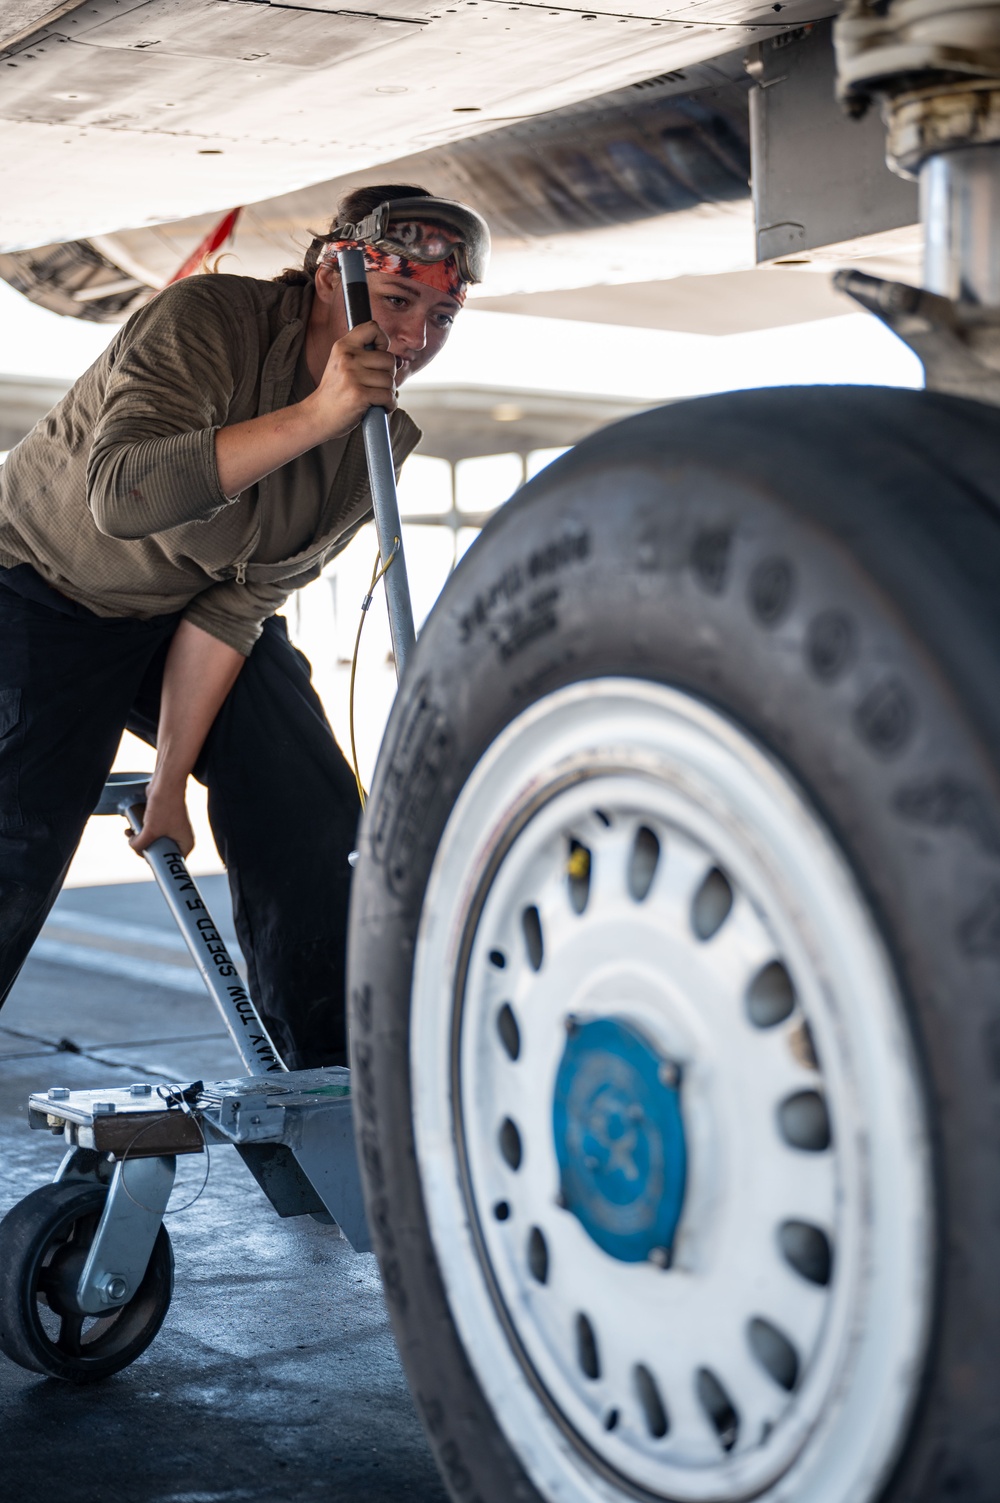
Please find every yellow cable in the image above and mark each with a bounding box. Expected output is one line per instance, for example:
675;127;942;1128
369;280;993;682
349;538;400;811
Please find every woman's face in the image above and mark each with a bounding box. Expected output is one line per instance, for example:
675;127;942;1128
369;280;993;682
315;260;461;383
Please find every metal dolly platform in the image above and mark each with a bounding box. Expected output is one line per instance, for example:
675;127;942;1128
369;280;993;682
1;771;371;1379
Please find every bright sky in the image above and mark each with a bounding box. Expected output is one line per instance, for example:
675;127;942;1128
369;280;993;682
413;304;923;399
0;275;922;884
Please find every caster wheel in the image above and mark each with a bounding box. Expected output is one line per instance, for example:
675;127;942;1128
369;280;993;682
350;387;1000;1502
0;1180;173;1382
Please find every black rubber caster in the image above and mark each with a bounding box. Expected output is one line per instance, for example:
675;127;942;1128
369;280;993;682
0;1180;173;1382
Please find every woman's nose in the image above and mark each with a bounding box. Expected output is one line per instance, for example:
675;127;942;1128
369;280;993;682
396;313;427;353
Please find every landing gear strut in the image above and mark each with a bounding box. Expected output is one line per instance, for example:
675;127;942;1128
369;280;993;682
835;0;1000;398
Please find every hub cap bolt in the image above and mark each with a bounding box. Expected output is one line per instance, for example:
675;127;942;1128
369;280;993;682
100;1274;129;1303
658;1061;680;1089
648;1246;672;1269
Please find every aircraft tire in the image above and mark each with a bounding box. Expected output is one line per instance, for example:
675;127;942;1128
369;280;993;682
348;385;1000;1503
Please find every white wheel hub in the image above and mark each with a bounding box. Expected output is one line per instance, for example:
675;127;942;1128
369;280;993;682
411;680;932;1503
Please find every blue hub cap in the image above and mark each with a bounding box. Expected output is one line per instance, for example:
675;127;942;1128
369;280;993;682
552;1017;687;1264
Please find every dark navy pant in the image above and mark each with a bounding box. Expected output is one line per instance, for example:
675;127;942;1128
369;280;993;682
0;565;360;1070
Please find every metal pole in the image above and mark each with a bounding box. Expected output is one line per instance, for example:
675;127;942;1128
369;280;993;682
337;246;417;681
921;143;1000;307
122;801;286;1076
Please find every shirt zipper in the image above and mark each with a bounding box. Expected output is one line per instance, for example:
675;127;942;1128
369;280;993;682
235;559;247;584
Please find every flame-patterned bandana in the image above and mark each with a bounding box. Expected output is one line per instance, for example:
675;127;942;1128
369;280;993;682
322;237;467;305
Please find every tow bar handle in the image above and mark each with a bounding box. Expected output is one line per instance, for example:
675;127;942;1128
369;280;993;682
338;246;416;681
116;789;286;1076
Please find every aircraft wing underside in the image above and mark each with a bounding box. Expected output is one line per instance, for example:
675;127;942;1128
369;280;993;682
1;0;835;250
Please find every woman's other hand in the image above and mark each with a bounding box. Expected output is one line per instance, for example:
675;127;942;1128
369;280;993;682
128;776;195;858
127;620;244;859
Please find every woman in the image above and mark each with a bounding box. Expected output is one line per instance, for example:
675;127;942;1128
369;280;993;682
0;184;490;1070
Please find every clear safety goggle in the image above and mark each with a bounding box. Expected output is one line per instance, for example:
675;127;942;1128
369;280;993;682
334;197;491;285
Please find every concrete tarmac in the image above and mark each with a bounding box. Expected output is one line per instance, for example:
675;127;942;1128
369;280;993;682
0;877;448;1503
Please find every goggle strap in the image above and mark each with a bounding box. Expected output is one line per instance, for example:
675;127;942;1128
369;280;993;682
341;208;385;243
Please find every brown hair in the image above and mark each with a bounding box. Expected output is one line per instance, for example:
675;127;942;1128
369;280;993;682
274;183;432;286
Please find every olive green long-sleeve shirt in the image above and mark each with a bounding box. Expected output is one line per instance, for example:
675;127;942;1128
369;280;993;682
0;273;420;655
